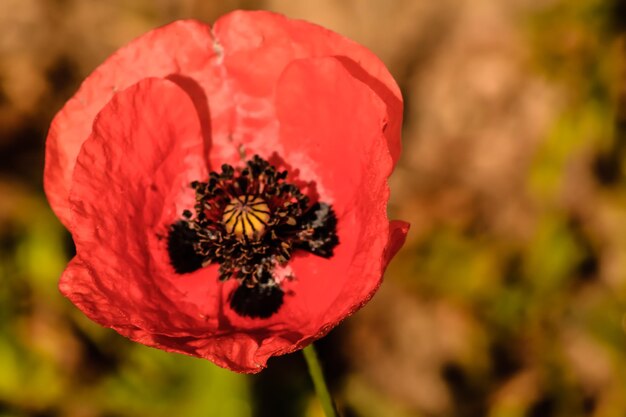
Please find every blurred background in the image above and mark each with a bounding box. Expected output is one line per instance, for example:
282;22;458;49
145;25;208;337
2;0;626;416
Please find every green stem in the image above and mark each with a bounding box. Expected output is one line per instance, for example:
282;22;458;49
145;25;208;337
302;344;340;417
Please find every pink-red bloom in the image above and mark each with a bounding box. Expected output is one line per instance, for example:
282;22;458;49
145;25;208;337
45;10;409;373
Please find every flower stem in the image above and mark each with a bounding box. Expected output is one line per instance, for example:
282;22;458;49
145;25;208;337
302;344;340;417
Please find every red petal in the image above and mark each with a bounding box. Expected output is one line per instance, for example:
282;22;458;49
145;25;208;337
276;56;396;327
63;78;217;336
198;57;407;369
212;10;403;162
44;20;239;228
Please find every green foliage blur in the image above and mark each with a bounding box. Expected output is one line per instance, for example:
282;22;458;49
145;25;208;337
1;1;626;416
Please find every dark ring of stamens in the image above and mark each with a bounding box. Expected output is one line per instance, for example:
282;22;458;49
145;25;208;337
167;155;339;318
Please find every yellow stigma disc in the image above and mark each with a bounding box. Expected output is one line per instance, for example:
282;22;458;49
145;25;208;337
222;196;271;240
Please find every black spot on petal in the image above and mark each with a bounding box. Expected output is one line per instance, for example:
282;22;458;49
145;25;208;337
167;221;204;274
229;284;284;319
295;202;339;258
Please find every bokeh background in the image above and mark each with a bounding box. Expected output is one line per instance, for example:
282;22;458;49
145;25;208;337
2;0;626;416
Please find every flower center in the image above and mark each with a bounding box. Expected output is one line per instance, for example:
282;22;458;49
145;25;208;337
222;196;271;240
167;155;339;319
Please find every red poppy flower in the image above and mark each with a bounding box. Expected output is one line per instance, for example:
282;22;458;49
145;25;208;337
44;10;409;373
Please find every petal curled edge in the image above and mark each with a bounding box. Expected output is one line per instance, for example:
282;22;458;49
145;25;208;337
62;78;216;337
45;11;402;229
212;57;408;371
